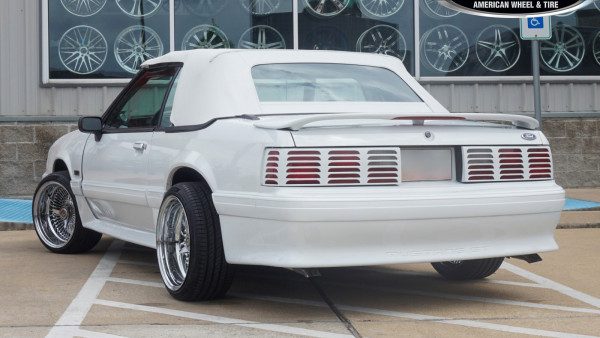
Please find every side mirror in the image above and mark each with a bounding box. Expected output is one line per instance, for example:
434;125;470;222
78;116;103;141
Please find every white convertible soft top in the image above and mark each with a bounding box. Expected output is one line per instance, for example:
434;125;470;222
141;49;450;126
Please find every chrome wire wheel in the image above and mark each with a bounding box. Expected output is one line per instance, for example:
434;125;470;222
182;25;230;50
58;25;107;75
540;24;584;72
114;25;164;74
238;25;286;49
33;181;77;249
304;0;351;17
475;25;521;72
157;195;191;291
116;0;162;17
593;31;600;66
241;0;280;15
61;0;107;16
358;0;404;18
357;25;406;61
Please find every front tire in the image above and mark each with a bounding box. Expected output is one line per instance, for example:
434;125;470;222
432;258;504;280
32;171;102;254
156;182;234;301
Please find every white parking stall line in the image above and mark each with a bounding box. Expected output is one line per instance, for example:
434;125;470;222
94;299;352;338
46;240;124;338
106;277;163;288
485;279;548;289
117;260;157;267
323;281;600;315
502;262;600;309
234;293;600;338
54;327;125;338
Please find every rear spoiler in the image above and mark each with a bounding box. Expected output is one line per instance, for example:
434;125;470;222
254;113;539;131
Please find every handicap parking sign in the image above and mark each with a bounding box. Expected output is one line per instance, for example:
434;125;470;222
527;17;544;29
520;17;552;40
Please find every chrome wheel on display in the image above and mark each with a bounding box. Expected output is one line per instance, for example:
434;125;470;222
304;0;352;17
182;25;230;50
61;0;106;16
358;0;404;18
422;0;459;18
593;31;600;66
357;25;406;61
422;24;469;73
241;0;280;15
306;26;349;50
238;25;286;49
475;25;520;72
33;182;77;249
114;25;164;74
183;0;228;17
540;24;584;72
116;0;162;17
157;196;190;291
58;25;107;75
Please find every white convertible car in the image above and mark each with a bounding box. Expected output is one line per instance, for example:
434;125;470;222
33;50;565;301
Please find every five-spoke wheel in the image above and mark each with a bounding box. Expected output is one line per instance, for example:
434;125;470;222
238;25;286;49
475;25;521;72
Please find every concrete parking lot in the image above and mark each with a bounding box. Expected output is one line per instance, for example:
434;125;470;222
1;229;600;338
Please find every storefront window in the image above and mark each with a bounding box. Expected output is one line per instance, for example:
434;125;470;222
44;0;600;82
48;0;170;79
298;0;416;74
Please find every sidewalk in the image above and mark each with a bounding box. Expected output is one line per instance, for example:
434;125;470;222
1;188;600;231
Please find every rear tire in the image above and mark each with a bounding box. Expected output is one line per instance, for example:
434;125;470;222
432;258;504;280
32;171;102;254
156;181;234;301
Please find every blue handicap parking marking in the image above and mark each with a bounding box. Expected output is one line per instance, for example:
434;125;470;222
527;17;544;29
563;198;600;211
0;199;33;223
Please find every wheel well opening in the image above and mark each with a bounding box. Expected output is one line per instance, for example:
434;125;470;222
170;167;211;192
53;159;68;173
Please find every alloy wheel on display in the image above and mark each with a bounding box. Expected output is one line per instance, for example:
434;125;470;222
157;196;191;291
540;24;584;72
304;0;352;17
356;25;407;61
114;25;164;74
422;0;459;18
593;31;600;66
58;25;107;75
61;0;107;16
475;25;521;72
422;24;469;73
33;182;77;249
183;0;228;17
358;0;404;18
241;0;280;15
238;25;286;49
116;0;162;17
182;25;230;50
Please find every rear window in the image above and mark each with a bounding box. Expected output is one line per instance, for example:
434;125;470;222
251;63;422;103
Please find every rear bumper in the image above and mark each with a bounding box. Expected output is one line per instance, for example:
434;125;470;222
213;181;564;268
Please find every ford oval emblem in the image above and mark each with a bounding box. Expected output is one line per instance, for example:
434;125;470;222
521;133;537;141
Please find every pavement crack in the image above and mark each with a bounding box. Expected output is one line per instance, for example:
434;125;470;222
308;277;363;338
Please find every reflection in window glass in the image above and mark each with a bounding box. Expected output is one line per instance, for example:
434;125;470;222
174;0;293;51
298;0;415;74
252;64;422;102
49;0;169;79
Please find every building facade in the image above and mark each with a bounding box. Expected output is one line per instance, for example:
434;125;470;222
1;0;599;196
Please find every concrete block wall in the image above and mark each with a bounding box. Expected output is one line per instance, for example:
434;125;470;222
0;119;599;198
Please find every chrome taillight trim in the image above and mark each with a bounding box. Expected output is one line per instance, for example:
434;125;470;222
461;146;553;183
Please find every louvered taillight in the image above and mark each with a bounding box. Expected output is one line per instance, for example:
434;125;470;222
461;146;553;182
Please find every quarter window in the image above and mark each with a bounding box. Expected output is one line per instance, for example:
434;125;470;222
105;68;177;129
